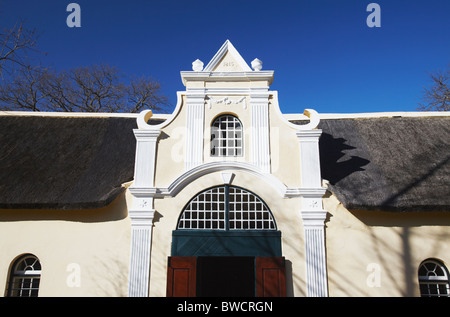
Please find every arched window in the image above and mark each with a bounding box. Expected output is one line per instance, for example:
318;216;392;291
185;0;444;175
7;254;41;297
418;259;449;297
177;185;276;231
211;115;243;157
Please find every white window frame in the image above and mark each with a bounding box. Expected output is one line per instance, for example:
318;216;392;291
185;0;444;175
418;259;450;297
7;254;41;297
177;185;276;231
211;115;243;157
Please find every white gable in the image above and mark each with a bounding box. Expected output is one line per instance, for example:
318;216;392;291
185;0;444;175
181;40;273;86
203;40;252;72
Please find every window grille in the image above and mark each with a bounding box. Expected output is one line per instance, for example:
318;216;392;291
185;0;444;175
177;186;276;231
211;115;243;157
7;254;41;297
177;186;226;230
228;186;276;230
418;259;450;297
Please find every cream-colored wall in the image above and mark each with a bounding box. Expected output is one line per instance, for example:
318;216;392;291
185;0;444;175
153;95;187;187
268;95;302;188
149;171;307;297
324;193;450;297
0;192;132;297
3;186;448;297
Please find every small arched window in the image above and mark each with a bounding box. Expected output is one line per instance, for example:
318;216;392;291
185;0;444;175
418;259;449;297
211;115;243;157
177;185;276;231
7;254;41;297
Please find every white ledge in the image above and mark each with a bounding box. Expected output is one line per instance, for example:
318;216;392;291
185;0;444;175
129;161;327;199
180;70;274;86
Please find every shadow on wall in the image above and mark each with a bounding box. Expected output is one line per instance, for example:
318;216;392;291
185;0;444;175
326;206;450;297
0;192;129;223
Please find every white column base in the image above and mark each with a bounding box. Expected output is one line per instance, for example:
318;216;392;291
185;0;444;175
127;210;155;297
301;209;328;297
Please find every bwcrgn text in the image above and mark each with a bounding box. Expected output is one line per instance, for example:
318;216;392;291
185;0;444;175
221;301;273;312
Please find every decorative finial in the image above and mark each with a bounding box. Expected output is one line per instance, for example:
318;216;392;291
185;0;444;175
192;59;204;71
251;58;262;71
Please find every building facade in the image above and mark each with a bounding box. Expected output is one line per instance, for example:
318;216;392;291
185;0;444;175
0;41;449;297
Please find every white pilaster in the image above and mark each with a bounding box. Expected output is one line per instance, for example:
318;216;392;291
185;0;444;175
301;209;328;297
128;127;161;297
185;91;205;171
133;130;161;187
296;128;329;297
128;208;155;297
250;91;270;173
296;130;323;188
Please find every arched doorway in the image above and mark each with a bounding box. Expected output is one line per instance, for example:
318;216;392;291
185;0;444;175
167;185;286;297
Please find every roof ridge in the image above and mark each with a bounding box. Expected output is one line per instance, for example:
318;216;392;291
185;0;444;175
284;111;450;120
0;111;171;120
2;110;448;120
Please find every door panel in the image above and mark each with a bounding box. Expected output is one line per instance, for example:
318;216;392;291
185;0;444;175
171;230;282;257
255;257;286;297
166;257;197;297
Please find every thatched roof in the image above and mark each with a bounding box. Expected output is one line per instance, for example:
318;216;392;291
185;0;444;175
0;113;448;211
0;115;137;209
317;116;450;212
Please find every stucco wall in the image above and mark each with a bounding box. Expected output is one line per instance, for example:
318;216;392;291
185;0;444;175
324;192;450;297
153;95;187;188
0;192;131;297
2;187;449;297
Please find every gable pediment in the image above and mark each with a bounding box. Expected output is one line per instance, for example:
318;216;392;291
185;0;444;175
180;40;274;86
203;40;252;72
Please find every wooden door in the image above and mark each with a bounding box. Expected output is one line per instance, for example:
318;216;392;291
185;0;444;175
166;257;197;297
255;257;286;297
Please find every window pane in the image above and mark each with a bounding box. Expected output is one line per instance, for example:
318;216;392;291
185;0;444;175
8;255;41;297
418;259;450;297
177;186;276;231
177;187;226;230
210;115;243;157
228;187;276;231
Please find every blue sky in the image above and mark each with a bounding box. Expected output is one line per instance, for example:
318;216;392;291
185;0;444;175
1;0;449;114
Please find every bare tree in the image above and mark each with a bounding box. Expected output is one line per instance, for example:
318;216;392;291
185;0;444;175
418;67;450;111
0;64;170;113
43;64;127;112
0;64;49;111
0;21;169;113
0;21;38;79
126;76;169;113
